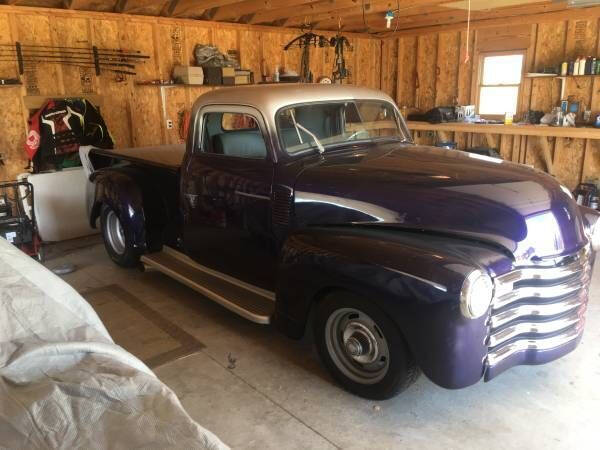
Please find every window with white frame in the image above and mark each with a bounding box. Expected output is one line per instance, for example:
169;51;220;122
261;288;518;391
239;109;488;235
478;52;525;118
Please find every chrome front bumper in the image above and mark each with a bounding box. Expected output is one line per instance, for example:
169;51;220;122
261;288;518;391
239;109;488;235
484;246;590;380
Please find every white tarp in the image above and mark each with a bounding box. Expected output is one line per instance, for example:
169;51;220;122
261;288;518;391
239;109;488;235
0;237;227;449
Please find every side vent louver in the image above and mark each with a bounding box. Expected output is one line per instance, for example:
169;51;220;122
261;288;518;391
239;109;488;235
272;185;293;226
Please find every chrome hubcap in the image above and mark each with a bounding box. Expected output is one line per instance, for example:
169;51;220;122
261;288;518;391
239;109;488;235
343;322;379;364
325;308;390;384
105;210;126;255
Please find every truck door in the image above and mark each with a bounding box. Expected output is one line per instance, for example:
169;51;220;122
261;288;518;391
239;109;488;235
181;106;277;290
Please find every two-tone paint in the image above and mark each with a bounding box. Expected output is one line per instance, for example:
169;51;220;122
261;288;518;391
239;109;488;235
90;84;597;390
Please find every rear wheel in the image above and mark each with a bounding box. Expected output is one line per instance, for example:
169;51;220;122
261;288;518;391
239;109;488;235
314;291;419;400
100;205;140;267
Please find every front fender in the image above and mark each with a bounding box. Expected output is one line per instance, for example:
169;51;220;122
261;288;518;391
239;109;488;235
275;226;512;389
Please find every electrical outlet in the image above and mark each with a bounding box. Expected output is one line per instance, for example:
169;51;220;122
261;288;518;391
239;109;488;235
166;119;174;129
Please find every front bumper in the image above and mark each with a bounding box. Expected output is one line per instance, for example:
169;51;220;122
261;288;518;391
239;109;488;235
484;246;590;381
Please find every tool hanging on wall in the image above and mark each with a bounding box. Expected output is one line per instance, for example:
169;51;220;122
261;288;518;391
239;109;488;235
284;28;329;83
0;42;149;76
330;32;352;83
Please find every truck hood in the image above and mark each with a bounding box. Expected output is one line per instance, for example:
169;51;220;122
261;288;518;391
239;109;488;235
293;143;587;264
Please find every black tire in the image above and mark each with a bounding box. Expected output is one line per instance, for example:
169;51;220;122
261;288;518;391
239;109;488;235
314;291;419;400
100;205;140;267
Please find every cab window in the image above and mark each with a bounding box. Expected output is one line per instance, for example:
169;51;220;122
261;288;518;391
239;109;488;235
202;112;267;159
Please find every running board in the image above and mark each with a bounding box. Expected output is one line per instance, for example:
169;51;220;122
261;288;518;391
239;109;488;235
141;247;275;324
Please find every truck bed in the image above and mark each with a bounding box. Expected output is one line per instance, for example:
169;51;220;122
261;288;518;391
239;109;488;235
90;144;186;171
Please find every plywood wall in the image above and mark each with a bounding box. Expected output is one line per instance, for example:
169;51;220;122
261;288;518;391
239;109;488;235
0;5;380;181
384;19;600;190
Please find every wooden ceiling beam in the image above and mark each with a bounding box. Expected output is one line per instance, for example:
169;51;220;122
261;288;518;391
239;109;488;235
113;0;127;13
170;0;244;18
283;0;459;28
249;0;370;25
251;0;459;26
160;0;181;16
210;0;314;22
317;1;564;32
383;4;600;36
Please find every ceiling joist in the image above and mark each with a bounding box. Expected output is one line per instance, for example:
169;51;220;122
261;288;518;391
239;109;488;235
2;0;597;38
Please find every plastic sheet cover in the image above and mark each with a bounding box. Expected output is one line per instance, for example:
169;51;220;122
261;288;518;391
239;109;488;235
0;237;228;449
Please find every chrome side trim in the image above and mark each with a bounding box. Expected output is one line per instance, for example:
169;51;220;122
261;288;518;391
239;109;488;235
487;324;583;367
490;294;585;329
493;272;590;310
162;246;275;301
384;266;447;292
235;190;271;201
488;310;580;347
295;191;402;223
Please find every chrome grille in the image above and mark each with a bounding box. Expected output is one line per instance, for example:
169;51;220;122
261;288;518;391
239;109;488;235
487;246;591;368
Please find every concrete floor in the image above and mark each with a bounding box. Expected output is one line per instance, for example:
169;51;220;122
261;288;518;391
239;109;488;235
46;237;600;450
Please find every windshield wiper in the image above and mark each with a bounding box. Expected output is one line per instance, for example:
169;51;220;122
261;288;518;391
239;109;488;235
295;123;325;155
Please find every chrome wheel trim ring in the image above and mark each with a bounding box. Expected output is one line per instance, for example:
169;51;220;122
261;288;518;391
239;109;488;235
324;307;390;385
105;210;126;255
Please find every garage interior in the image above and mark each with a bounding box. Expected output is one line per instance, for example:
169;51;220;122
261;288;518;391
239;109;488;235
0;1;599;449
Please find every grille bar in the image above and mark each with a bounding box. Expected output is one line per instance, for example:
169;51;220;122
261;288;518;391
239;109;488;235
493;271;589;311
487;323;583;367
486;246;591;371
490;291;585;329
488;309;581;347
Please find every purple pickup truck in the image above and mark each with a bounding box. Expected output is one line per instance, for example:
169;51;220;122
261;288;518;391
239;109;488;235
87;84;599;399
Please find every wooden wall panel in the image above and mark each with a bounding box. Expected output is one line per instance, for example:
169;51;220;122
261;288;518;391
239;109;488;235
0;5;379;181
390;18;600;188
435;31;459;106
416;34;438;111
396;36;417;109
90;17;132;149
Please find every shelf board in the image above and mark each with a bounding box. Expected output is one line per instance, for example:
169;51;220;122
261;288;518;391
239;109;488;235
525;73;558;78
525;73;600;79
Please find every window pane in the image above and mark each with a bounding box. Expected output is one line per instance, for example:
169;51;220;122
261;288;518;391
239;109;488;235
482;54;524;85
479;86;519;115
277;101;404;155
203;112;266;159
222;113;257;130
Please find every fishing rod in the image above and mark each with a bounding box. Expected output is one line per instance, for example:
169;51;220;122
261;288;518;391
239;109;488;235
15;60;136;76
0;48;147;61
0;42;148;56
0;54;136;69
4;42;147;75
0;57;136;69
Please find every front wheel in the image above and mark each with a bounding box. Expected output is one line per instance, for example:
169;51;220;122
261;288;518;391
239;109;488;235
314;291;419;400
100;205;140;267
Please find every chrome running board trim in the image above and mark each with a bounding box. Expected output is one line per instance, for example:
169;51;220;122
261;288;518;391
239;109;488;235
162;246;275;301
141;248;275;325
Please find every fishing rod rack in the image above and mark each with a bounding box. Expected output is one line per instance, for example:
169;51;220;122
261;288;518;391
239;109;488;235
0;42;150;76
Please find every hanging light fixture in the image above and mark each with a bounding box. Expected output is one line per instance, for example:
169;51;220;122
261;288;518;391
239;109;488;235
384;10;394;29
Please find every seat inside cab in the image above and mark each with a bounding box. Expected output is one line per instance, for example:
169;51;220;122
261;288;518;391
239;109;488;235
203;112;267;159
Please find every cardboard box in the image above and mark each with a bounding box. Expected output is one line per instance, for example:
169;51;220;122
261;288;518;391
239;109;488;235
173;65;204;85
203;66;236;85
235;75;251;85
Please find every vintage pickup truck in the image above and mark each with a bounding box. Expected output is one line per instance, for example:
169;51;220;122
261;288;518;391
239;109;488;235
87;84;599;400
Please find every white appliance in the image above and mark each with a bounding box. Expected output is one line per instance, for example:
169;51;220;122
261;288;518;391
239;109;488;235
26;167;97;242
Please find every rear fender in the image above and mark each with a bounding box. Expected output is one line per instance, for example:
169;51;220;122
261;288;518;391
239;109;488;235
90;169;147;250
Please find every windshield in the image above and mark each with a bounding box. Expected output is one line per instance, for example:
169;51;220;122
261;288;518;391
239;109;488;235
276;100;411;155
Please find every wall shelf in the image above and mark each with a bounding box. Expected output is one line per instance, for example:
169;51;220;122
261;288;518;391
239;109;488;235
525;73;600;99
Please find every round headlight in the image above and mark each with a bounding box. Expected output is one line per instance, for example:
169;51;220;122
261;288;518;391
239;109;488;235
460;270;494;319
